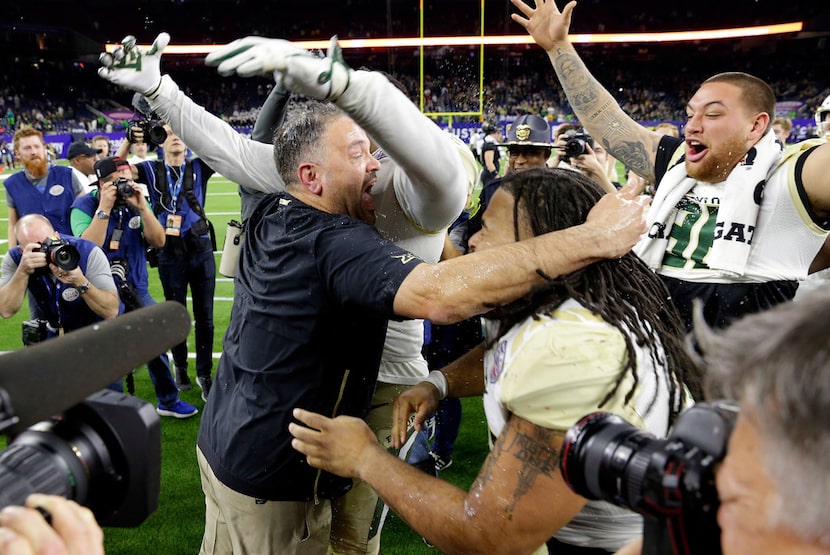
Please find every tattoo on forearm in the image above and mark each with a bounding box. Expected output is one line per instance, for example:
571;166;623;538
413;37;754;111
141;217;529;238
612;140;653;179
552;49;656;178
555;54;594;105
485;425;563;519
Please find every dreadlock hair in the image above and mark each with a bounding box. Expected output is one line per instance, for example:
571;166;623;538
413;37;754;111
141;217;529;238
487;168;702;425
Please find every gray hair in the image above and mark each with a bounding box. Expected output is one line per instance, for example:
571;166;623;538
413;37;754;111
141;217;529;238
697;292;830;546
273;101;343;189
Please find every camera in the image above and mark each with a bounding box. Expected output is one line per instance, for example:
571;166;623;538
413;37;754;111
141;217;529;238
560;402;738;555
126;119;167;149
561;129;594;163
110;258;143;312
0;389;160;527
114;177;135;201
38;236;80;272
21;319;51;346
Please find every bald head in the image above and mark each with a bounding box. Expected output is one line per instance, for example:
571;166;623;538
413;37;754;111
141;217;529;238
15;214;56;246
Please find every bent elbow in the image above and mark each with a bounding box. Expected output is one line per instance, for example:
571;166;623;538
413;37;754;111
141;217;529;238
421;302;469;326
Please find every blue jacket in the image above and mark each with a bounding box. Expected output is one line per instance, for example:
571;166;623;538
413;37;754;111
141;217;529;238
4;166;77;235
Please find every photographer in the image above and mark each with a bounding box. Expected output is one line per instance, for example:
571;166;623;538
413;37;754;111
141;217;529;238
70;157;198;419
611;290;830;555
117;124;217;400
0;214;119;334
552;124;618;194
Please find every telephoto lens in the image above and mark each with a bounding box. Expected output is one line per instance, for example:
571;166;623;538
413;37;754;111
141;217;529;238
559;403;738;555
39;237;80;272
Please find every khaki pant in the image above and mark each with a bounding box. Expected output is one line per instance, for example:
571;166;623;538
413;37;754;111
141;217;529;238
329;382;421;555
197;446;331;555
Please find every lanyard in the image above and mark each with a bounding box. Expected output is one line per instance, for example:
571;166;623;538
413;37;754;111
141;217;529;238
165;163;186;213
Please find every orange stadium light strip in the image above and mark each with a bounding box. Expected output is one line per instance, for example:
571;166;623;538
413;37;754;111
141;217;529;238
105;22;803;54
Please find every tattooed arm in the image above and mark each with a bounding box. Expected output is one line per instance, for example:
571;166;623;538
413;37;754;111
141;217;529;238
291;409;585;555
512;0;662;182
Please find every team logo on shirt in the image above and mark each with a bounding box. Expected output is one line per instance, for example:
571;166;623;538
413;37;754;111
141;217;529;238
391;253;418;265
49;185;65;196
488;340;506;384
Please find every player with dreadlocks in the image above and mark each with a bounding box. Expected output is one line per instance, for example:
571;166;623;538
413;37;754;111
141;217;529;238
287;167;702;555
486;167;701;423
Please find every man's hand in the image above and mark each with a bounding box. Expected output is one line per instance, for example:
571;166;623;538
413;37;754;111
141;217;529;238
0;494;104;555
585;180;650;259
289;409;384;480
98;33;170;97
16;243;46;276
96;181;119;214
205;37;307;78
51;265;83;288
391;383;441;450
206;35;352;102
511;0;576;52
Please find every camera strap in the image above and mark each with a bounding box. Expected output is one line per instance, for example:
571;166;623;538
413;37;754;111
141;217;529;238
27;276;62;330
152;160;215;250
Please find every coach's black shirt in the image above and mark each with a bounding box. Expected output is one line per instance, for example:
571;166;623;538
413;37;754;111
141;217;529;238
198;192;421;501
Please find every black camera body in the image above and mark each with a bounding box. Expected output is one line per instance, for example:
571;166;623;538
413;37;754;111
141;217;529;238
561;129;594;163
560;402;738;555
38;236;80;272
114;177;135;201
21;319;50;346
126;119;167;149
0;389;160;527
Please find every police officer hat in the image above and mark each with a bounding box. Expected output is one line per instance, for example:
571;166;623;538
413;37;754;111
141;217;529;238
503;115;553;148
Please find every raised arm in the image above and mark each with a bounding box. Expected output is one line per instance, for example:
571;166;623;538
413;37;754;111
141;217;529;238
512;0;662;181
98;33;282;192
205;35;470;231
337;69;469;231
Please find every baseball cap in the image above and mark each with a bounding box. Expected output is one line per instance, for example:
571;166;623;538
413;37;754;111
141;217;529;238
66;141;102;160
94;157;131;181
503;115;553;148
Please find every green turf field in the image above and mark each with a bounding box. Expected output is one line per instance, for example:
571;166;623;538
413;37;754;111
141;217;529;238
0;166;488;554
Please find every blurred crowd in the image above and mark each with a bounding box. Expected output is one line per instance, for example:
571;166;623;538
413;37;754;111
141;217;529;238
0;19;827;141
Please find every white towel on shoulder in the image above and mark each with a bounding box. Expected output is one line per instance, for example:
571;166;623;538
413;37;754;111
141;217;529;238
634;132;783;277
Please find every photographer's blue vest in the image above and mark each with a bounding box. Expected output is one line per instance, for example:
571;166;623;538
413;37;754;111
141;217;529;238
73;193;151;296
3;166;76;236
10;236;105;331
139;159;207;237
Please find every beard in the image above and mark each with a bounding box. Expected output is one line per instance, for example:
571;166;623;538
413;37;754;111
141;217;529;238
685;136;748;183
23;156;48;179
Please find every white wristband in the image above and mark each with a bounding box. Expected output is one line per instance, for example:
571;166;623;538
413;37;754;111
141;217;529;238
423;370;448;400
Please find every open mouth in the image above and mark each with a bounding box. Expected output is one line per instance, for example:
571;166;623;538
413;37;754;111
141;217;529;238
686;139;708;162
362;181;376;210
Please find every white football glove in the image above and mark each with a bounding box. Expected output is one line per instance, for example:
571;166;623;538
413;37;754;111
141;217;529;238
206;35;351;102
280;36;352;102
98;32;169;98
205;36;307;78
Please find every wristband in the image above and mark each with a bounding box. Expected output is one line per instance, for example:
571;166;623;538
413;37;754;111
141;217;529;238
423;370;448;400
